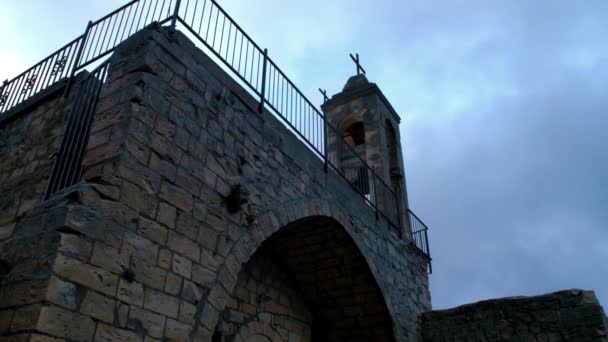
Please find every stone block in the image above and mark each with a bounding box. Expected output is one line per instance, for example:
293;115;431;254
160;182;193;213
164;318;190;341
36;306;96;341
157;248;172;269
80;290;115;323
121;181;158;218
94;323;143;342
178;300;196;323
45;276;77;310
167;231;200;262
138;217;168;245
172;253;192;279
156;202;176;229
53;254;118;297
117;279;145;307
57;233;92;262
130;257;166;290
91;242;129;274
123;230;159;261
144;288;179;319
128;306;166;339
164;272;182;296
10;304;41;332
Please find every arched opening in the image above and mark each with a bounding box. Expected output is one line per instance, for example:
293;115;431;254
339;116;369;196
216;216;395;342
385;120;401;194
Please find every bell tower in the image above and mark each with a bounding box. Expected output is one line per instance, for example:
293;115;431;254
322;73;411;236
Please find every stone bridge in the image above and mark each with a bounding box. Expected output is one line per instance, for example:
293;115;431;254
0;26;431;341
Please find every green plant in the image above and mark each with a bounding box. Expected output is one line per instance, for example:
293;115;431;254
120;265;135;283
224;185;247;213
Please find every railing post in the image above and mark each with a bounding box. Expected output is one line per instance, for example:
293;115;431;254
170;0;182;30
372;166;379;220
63;21;92;98
395;191;403;237
323;114;328;173
258;48;268;114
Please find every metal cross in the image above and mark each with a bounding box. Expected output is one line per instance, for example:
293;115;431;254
319;88;329;104
349;53;366;75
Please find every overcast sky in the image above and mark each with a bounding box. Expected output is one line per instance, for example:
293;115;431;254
1;0;606;311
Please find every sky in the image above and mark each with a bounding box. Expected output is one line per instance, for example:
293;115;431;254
1;0;607;311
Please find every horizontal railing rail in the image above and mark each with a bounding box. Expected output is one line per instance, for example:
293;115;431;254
4;0;431;265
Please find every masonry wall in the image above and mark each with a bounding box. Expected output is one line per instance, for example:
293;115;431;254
222;252;312;341
0;25;431;342
0;86;71;241
421;290;608;342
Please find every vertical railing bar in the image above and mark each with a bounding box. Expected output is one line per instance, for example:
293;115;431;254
128;0;141;35
205;3;213;41
170;0;181;29
218;15;226;56
63;22;92;97
95;18;110;58
258;48;268;114
90;21;106;60
35;58;52;94
58;73;96;189
152;0;161;22
144;0;156;25
211;5;219;45
120;4;135;42
198;0;207;34
237;32;243;72
69;64;109;186
134;0;147;31
373;166;379;219
190;0;198;27
183;0;190;23
225;22;232;64
104;14;119;53
112;7;128;49
53;76;88;192
15;69;34;104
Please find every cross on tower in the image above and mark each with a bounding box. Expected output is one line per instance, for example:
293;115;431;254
349;53;366;75
319;88;329;104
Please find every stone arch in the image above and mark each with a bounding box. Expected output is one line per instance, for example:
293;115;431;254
197;200;399;341
338;114;366;149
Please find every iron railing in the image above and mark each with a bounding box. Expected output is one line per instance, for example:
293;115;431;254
409;209;432;273
44;60;111;200
2;0;431;267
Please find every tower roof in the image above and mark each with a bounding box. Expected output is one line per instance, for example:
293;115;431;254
323;74;401;123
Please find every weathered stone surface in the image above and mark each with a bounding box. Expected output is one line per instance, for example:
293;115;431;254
128;305;166;339
421;290;608;342
80;290;115;323
144;288;179;319
36;306;96;341
53;254;118;297
95;323;143;342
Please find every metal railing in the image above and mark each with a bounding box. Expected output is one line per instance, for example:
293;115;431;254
0;0;175;114
409;209;432;273
2;0;431;266
44;60;111;200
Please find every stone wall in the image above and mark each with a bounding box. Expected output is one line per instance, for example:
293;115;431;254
421;290;608;342
222;251;312;341
0;25;430;341
0;85;72;241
